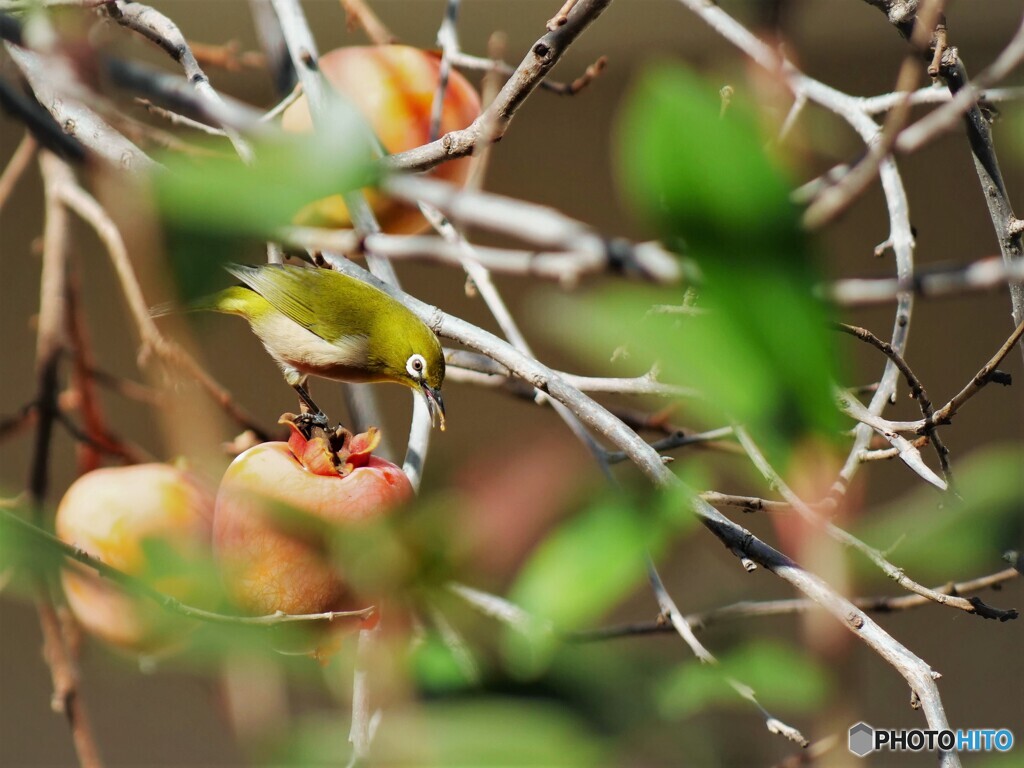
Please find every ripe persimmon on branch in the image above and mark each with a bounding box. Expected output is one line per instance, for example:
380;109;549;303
0;1;1021;767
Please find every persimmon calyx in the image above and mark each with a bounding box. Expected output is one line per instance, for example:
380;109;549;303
280;413;382;478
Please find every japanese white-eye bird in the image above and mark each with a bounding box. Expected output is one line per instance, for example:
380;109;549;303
177;264;446;430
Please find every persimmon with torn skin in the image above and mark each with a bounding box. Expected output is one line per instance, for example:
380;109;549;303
56;463;215;654
282;44;482;233
213;416;413;621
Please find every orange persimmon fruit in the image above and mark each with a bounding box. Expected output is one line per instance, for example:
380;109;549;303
212;417;412;621
56;463;214;653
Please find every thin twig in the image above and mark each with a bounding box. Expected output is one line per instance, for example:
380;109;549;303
64;271;141;470
825;256;1024;306
605;427;735;464
259;83;303;122
647;561;809;747
547;0;580;30
188;39;265;72
448;49;606;96
834;323;951;482
429;0;460;143
135;98;228;137
0;131;36;211
0;402;37;443
379;176;682;284
339;0;396;45
930;321;1024;427
896;15;1024;153
860;84;1024;114
571;566;1021;640
444;350;695;398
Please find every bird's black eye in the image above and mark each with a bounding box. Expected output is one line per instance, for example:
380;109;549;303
413;358;423;371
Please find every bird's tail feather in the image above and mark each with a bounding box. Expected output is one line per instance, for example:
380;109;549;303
149;287;252;319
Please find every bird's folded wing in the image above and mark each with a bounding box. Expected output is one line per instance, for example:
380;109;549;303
227;263;339;342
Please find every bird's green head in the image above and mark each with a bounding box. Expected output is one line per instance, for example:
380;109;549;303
375;314;446;430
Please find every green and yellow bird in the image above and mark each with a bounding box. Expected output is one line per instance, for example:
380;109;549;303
184;264;446;429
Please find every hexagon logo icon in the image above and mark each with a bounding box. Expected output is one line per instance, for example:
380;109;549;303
849;722;875;757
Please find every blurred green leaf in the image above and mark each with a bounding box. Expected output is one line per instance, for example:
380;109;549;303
152;100;377;300
372;700;609;766
0;505;64;595
410;633;477;693
268;701;609;767
328;494;458;599
154;103;375;238
855;446;1023;579
617;72;796;251
504;486;693;673
1001;105;1024;163
509;485;693;630
975;752;1024;768
597;63;844;466
658;640;831;718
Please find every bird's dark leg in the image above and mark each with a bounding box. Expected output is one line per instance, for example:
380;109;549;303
292;383;329;429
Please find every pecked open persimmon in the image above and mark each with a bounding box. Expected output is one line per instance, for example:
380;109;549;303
55;463;214;653
212;417;413;618
282;45;482;233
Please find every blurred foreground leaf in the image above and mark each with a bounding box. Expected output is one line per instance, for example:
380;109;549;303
657;640;831;718
373;700;608;766
504;485;694;672
411;632;478;693
0;504;64;593
855;446;1024;579
152;101;377;299
269;701;608;766
586;63;844;466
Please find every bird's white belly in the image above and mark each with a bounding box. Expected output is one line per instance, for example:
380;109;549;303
251;313;371;385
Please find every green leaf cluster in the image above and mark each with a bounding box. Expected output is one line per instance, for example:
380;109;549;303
549;64;845;467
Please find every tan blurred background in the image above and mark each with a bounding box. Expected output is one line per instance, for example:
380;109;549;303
1;1;1022;765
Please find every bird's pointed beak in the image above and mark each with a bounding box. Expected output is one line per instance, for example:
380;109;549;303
420;384;446;431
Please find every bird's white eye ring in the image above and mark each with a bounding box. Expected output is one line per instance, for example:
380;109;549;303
407;354;426;378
